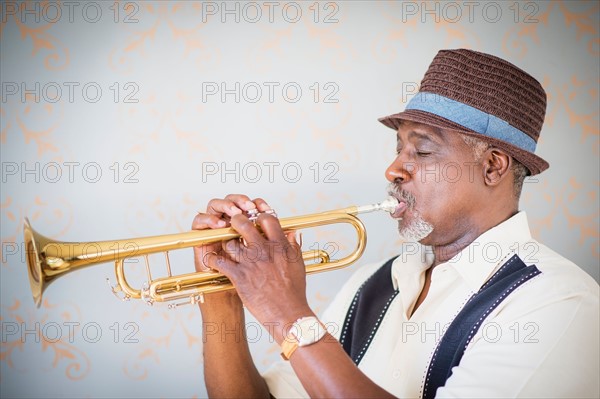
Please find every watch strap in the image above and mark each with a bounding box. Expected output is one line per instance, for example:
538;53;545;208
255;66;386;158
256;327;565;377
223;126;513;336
280;316;326;361
280;335;299;360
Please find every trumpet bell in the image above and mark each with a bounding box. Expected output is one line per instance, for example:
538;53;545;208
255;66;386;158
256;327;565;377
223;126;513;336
24;217;47;307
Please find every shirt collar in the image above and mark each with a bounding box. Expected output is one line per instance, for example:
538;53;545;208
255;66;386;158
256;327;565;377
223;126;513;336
390;211;533;293
447;211;533;292
391;243;433;290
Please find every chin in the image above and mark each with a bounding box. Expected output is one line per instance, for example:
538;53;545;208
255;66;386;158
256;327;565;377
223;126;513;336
396;216;435;243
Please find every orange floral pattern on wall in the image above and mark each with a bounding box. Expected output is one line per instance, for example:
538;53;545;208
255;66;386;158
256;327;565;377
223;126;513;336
0;1;597;398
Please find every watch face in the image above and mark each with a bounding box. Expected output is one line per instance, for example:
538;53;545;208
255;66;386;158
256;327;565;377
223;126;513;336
292;317;326;346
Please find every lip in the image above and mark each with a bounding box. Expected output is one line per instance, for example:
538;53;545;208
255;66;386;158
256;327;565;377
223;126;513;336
388;193;408;219
391;201;407;219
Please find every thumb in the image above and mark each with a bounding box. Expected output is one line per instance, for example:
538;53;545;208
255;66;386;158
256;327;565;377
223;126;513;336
285;231;301;247
205;251;239;281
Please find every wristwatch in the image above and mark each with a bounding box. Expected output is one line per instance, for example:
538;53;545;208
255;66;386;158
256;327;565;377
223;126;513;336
280;316;327;360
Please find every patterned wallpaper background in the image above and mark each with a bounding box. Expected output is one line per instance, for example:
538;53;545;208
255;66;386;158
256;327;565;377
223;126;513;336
1;1;598;398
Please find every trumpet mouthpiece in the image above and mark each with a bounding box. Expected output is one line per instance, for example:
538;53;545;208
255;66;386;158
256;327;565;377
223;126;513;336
356;197;399;215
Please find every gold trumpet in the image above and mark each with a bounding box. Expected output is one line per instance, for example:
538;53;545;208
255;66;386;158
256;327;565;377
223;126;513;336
23;197;398;308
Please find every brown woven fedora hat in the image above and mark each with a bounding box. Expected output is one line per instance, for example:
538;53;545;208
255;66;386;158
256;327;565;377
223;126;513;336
379;49;549;175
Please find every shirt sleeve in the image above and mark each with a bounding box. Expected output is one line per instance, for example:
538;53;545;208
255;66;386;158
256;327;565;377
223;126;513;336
263;361;310;398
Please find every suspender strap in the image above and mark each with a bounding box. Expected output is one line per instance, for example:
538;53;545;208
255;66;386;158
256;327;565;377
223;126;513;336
422;255;542;399
340;256;399;365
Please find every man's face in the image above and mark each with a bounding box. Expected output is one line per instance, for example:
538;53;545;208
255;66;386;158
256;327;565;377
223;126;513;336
385;120;484;246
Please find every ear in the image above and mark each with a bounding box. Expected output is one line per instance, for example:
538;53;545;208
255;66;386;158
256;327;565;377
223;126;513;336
482;148;511;186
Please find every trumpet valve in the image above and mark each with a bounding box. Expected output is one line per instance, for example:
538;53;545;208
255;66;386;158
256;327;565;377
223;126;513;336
141;282;154;306
246;208;277;223
167;293;205;310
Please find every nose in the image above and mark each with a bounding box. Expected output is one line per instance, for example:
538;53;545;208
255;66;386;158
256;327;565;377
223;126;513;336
385;155;413;183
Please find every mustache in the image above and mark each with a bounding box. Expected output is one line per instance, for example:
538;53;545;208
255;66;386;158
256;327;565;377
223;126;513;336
387;183;416;208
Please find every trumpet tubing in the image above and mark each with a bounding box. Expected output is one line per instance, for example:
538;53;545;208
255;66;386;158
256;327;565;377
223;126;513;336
23;197;398;308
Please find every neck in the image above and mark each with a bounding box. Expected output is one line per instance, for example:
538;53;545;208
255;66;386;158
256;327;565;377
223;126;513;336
429;207;518;268
429;230;481;267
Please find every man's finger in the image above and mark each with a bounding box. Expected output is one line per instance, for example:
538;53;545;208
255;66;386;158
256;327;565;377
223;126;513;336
192;213;227;230
204;250;238;279
285;231;300;246
256;212;287;243
206;195;258;218
230;214;267;246
252;197;272;212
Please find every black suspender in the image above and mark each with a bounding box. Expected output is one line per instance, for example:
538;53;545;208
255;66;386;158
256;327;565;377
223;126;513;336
422;254;541;399
340;256;399;365
340;254;541;399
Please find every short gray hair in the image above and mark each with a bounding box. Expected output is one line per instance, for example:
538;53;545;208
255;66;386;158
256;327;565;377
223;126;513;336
461;134;528;198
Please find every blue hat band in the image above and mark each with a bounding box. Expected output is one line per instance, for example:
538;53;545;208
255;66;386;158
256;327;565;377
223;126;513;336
405;92;537;153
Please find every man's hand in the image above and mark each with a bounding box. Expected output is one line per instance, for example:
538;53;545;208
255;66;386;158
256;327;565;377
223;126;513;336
194;193;313;343
191;194;259;311
191;194;273;397
192;193;270;272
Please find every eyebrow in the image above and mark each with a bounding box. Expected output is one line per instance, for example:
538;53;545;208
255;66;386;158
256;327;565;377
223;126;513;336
396;129;444;143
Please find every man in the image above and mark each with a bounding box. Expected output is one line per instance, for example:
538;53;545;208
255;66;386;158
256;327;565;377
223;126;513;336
192;49;599;398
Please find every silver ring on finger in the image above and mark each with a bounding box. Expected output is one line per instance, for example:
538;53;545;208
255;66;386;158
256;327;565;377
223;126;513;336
201;251;218;272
